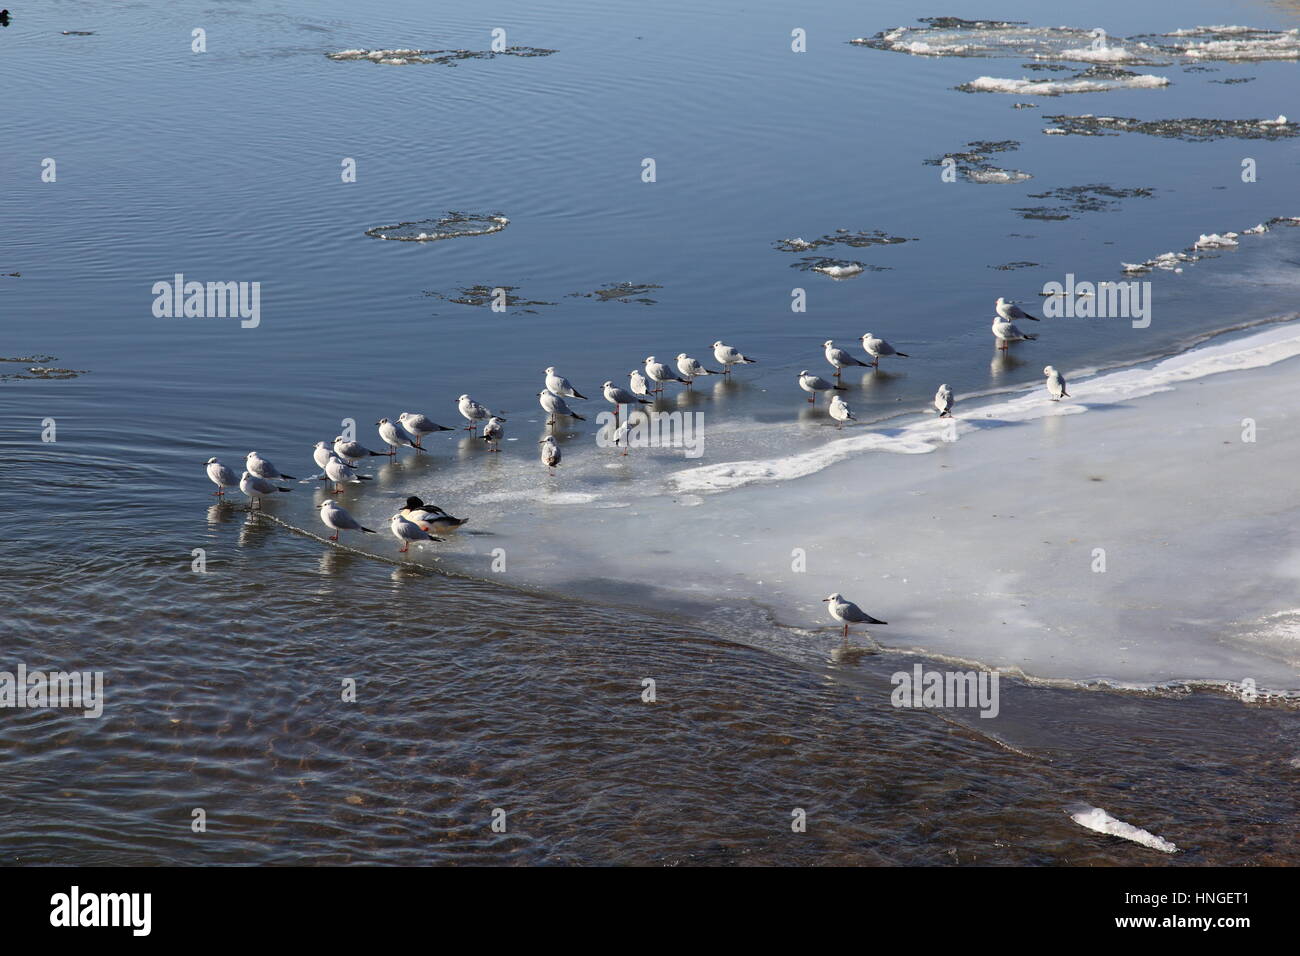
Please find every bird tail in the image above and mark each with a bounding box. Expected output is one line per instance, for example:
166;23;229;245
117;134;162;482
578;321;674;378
279;473;297;480
741;356;756;364
367;450;386;456
358;475;373;481
571;411;586;421
896;351;910;358
276;486;291;493
1025;313;1041;321
868;617;887;625
1023;333;1038;341
833;384;847;391
1062;389;1070;397
573;390;588;400
360;526;377;534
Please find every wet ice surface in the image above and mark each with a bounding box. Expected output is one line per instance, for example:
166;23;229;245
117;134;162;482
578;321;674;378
369;322;1300;696
365;212;509;241
327;46;555;66
1122;216;1300;274
1042;113;1296;140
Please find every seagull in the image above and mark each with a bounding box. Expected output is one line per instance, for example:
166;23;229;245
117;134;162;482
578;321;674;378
644;356;688;393
861;332;909;368
629;369;655;399
313;441;337;471
823;592;887;639
544;367;587;400
319;500;376;542
676;353;720;386
399;412;454;448
603;381;652;407
539;389;585;426
824;339;871;378
239;470;290;509
205;457;239;496
798;370;845;403
712;340;757;374
333;436;384;463
934;384;954;418
376;417;418;455
992;316;1037;350
828;394;856;429
1044;365;1069;401
996;296;1041;323
389;513;441;553
401;496;468;532
482;416;505;451
458;395;490;433
539;435;562;472
246;451;296;481
324;455;372;494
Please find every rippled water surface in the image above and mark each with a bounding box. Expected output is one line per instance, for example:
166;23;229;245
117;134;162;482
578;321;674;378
3;0;1300;864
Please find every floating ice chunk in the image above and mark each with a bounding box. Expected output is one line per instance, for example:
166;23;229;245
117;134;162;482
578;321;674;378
781;237;817;251
1067;806;1178;853
965;167;1032;184
1193;232;1239;249
812;262;865;279
961;74;1170;95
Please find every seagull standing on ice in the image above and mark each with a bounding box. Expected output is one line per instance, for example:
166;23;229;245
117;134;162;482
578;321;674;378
1044;365;1069;401
333;436;384;463
205;457;239;496
389;513;441;553
712;341;757;374
629;368;654;399
676;353;719;386
823;592;887;639
798;370;845;403
991;316;1037;350
239;471;290;509
828;394;856;429
319;500;376;542
644;356;688;393
399;412;454;448
996;297;1041;324
603;381;653;408
544;367;587;400
313;442;336;471
824;340;870;379
934;384;954;418
539;435;562;472
482;416;505;451
539;389;585;427
376;417;418;456
246;451;296;481
861;332;908;368
458;395;490;433
324;455;372;494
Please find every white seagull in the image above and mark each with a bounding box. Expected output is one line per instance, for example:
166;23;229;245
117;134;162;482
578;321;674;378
828;394;856;429
246;451;296;481
239;470;290;509
676;353;720;386
824;339;871;378
376;417;418;455
482;416;505;451
457;395;490;433
544;367;587;400
399;412;454;447
539;435;562;472
823;592;887;639
324;455;372;494
644;356;688;393
205;457;239;496
991;316;1037;350
629;369;655;399
712;340;757;374
539;389;585;426
319;500;376;543
389;513;441;553
1044;365;1069;401
798;370;845;403
934;384;954;418
333;436;383;463
996;296;1041;324
861;332;909;368
603;381;652;407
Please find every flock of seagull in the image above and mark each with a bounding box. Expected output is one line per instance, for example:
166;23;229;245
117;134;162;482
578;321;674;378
202;298;1070;640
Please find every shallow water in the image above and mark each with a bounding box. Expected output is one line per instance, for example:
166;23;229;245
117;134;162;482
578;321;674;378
3;0;1300;864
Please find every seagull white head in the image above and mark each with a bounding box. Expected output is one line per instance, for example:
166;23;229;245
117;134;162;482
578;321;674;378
862;332;873;339
1044;365;1056;375
645;356;655;363
240;470;251;479
539;436;556;444
799;369;810;376
544;366;556;375
823;339;834;348
458;394;470;401
676;353;688;361
822;593;843;603
602;380;614;388
939;383;950;390
996;296;1008;307
206;456;218;464
712;340;724;348
246;451;258;458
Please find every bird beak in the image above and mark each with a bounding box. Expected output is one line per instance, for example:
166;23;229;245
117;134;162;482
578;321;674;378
821;597;831;602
